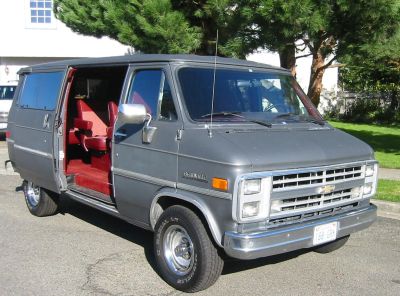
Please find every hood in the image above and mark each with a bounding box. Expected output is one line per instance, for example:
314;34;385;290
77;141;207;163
216;125;374;171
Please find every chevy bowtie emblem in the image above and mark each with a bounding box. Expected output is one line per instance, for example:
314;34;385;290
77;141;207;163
318;185;336;195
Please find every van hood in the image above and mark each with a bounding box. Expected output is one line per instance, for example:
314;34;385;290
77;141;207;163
216;126;374;171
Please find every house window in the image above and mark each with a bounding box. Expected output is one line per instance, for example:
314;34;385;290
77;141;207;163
30;0;53;24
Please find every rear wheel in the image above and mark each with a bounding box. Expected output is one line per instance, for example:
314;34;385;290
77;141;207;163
154;205;224;292
313;235;350;254
23;181;59;217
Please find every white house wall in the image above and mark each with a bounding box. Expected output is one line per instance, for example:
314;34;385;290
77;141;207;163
0;0;131;84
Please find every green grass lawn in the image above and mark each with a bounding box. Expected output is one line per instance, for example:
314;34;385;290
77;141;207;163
329;121;400;169
376;180;400;202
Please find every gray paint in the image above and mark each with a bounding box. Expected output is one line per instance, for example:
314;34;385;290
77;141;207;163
8;54;377;255
7;69;67;193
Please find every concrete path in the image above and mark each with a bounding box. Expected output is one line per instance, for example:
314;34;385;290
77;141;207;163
379;168;400;181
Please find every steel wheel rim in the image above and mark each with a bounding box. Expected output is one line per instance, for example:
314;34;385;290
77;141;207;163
163;225;194;276
26;182;40;207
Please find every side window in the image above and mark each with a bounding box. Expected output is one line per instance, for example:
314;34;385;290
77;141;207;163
19;72;64;110
127;70;177;121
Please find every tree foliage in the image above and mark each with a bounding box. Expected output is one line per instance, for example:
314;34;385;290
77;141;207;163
54;0;400;107
54;0;202;54
241;0;400;106
54;0;255;56
339;30;400;122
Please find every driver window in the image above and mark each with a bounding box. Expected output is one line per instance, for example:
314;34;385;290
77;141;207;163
127;69;177;121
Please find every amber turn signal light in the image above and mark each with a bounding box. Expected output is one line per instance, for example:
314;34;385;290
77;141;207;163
212;177;228;191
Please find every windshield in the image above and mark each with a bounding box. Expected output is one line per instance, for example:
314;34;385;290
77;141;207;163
0;86;16;100
178;67;322;124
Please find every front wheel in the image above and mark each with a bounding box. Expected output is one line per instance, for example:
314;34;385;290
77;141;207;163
23;181;59;217
154;205;224;292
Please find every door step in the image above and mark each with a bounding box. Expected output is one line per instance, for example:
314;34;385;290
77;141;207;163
65;189;120;218
68;184;115;205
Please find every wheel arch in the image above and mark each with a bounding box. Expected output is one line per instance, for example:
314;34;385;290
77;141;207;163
150;188;224;247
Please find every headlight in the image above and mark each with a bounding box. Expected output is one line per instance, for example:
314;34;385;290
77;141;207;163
363;183;373;195
234;177;272;222
365;165;375;177
362;162;378;198
243;179;261;195
242;201;260;218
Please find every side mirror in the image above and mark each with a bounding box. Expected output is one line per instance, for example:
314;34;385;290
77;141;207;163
118;104;147;124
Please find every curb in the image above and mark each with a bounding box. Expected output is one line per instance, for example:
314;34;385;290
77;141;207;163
372;199;400;221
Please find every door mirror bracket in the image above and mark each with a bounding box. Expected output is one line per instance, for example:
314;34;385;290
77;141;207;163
142;113;157;144
118;103;157;143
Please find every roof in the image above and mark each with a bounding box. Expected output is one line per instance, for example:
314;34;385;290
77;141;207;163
19;54;287;74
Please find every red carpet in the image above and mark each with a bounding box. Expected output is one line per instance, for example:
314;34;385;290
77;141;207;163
66;159;112;196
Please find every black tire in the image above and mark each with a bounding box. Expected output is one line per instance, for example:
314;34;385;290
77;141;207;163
154;205;224;292
313;235;350;254
23;180;59;217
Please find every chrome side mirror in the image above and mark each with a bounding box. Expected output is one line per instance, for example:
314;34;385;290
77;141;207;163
118;104;147;124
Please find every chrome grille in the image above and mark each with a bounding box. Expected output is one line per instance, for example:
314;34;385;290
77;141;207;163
268;163;366;226
272;188;361;213
272;165;363;191
268;202;359;227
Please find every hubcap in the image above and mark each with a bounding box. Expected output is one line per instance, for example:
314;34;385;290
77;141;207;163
26;182;40;207
163;225;194;276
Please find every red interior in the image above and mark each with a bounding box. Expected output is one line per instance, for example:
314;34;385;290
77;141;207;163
63;66;127;198
66;159;112;196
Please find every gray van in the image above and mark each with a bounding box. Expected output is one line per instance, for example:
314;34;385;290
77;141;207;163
7;55;377;292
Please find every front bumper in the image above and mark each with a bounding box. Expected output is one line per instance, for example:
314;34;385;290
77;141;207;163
224;204;377;260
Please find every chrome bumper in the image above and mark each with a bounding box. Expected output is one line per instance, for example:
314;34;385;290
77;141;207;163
224;204;377;260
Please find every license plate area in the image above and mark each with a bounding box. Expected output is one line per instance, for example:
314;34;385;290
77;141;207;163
313;222;338;246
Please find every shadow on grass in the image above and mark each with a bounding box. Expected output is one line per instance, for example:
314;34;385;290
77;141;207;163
339;128;400;155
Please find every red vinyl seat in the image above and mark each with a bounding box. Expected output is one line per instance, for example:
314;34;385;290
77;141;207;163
106;101;118;139
74;100;108;152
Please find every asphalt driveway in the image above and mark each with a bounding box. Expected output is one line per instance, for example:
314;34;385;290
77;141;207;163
0;141;399;296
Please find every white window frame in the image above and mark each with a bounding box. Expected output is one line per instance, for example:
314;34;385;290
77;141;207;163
25;0;57;29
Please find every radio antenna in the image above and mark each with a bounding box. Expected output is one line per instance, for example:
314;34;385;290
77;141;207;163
208;29;219;138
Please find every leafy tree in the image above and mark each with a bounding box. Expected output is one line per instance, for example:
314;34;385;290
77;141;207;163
53;0;255;56
244;0;400;106
340;30;400;116
53;0;202;54
54;0;399;108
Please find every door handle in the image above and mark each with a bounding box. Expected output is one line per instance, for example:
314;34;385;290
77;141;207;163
43;113;50;129
115;131;127;138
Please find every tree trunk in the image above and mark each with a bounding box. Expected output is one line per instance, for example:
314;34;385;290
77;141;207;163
279;46;296;77
390;89;399;111
307;50;326;107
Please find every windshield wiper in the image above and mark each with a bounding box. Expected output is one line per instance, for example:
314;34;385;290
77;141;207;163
301;117;325;126
201;112;272;128
201;111;243;118
275;112;296;119
274;113;325;126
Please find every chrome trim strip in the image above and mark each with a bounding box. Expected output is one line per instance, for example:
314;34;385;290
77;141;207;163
117;142;178;156
177;182;232;200
244;160;376;179
15;124;51;133
14;144;52;159
178;153;249;167
112;167;176;188
67;190;120;215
